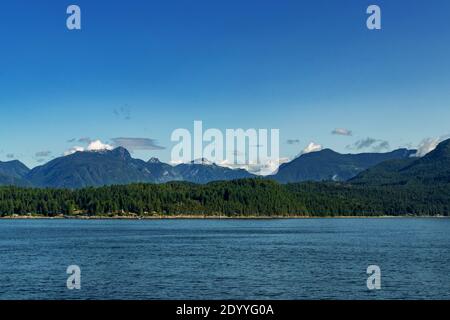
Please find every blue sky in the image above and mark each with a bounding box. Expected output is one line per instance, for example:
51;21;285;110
1;0;450;168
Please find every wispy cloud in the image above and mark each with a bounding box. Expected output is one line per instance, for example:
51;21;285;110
331;128;352;136
35;151;52;158
372;140;390;152
217;157;290;176
63;140;113;156
347;137;390;152
111;137;165;151
78;137;92;144
414;135;450;157
352;137;377;149
87;140;114;151
113;105;132;120
286;139;300;145
64;146;85;156
301;142;323;155
34;150;52;164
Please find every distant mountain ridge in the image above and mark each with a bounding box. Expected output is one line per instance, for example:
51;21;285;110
270;148;416;183
350;139;450;186
0;160;31;187
2;140;450;217
174;160;252;184
0;173;31;187
21;147;253;188
0;144;422;188
0;160;30;179
25;147;175;188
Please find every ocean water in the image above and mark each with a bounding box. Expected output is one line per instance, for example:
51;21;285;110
0;218;448;300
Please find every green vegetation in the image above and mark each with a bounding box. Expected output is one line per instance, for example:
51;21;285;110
0;178;448;217
286;182;450;216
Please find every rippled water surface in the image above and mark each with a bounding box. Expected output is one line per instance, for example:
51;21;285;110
0;218;449;299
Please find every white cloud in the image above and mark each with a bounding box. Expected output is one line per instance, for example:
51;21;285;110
254;157;290;176
170;159;184;165
63;140;113;156
286;139;300;145
331;128;352;136
414;135;449;157
87;140;113;151
111;137;165;151
64;146;85;156
35;151;52;158
301;142;323;155
346;137;390;152
216;157;290;176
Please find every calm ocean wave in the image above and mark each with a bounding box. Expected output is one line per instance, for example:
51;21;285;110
0;218;449;300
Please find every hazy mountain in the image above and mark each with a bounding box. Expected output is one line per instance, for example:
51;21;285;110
26;147;159;188
173;158;254;184
0;160;31;187
0;160;30;179
271;148;416;183
25;148;253;188
0;173;32;187
350;139;450;186
0;144;435;188
145;157;183;183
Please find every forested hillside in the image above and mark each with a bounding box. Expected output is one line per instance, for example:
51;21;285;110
1;139;449;218
0;178;448;217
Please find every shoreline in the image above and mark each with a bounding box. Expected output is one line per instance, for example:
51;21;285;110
0;214;448;220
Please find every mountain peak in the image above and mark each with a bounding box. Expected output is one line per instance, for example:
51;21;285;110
295;148;338;158
191;158;214;165
148;157;161;164
0;159;30;181
315;148;338;155
4;159;28;167
422;138;450;160
439;138;450;150
273;147;416;183
110;147;131;159
350;138;450;186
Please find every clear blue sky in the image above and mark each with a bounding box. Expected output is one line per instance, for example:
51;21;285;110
1;0;450;167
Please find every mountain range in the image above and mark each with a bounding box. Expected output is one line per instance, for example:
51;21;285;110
0;160;32;187
0;142;431;189
2;139;450;217
350;138;450;186
6;147;253;189
271;148;416;183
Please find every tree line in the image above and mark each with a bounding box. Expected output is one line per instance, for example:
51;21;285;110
0;179;448;217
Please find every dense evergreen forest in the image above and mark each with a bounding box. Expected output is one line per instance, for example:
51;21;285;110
0;178;448;217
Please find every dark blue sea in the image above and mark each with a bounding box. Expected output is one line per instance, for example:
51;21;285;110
0;218;449;300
